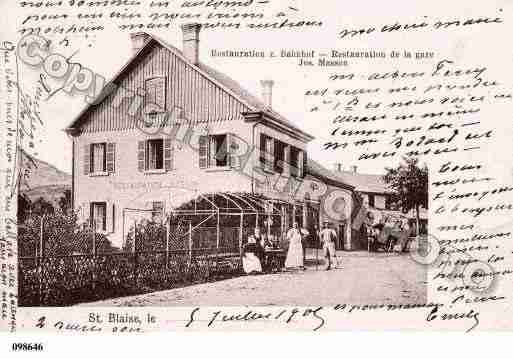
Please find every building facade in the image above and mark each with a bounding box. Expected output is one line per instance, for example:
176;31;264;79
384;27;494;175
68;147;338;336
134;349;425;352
65;24;424;251
66;24;331;248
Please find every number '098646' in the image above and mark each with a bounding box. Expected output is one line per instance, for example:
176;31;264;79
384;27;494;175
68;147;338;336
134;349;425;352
11;343;44;351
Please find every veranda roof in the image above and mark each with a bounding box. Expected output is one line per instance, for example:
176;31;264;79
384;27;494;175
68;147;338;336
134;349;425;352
171;192;299;216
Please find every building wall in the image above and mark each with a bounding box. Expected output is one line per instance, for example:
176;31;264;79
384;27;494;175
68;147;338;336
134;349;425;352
362;192;387;210
316;181;354;250
253;123;308;202
74;120;254;247
77;42;252;133
374;194;386;209
287;174;354;249
72;39;316;248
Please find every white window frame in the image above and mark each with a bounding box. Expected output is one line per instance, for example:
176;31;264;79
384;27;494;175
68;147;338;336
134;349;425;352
90;202;106;232
201;133;231;171
146;138;165;173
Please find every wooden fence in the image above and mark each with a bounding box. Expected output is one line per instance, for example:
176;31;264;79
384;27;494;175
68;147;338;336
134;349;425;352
19;247;242;306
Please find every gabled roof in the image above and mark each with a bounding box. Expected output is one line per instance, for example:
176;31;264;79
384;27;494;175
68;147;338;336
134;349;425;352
306;159;354;191
66;33;314;142
306;159;394;194
328;170;394;194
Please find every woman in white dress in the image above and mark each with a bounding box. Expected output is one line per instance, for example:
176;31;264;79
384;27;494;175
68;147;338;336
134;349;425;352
285;222;304;269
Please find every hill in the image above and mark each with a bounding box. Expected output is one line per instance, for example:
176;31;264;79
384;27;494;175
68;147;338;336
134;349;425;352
18;150;71;206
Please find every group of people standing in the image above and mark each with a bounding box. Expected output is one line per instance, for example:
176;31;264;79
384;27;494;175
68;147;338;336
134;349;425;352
242;221;340;274
364;211;412;252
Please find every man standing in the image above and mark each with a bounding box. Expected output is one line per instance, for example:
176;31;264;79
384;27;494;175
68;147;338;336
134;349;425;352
300;225;310;264
319;221;338;270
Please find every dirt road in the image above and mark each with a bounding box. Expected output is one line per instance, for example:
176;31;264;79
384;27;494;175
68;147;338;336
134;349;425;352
84;250;427;307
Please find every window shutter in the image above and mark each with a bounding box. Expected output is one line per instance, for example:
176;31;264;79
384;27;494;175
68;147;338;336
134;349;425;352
164;138;173;171
106;202;115;233
138;141;146;172
302;150;307;178
106;142;116;173
290;148;298;177
89;202;94;228
297;150;304;178
79;202;87;222
199;135;208;169
84;144;90;175
259;133;266;167
155;77;165;110
209;136;217;167
283;145;290;176
265;137;274;172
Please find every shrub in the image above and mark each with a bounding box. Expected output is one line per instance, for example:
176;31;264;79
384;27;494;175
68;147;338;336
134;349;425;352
18;212;116;257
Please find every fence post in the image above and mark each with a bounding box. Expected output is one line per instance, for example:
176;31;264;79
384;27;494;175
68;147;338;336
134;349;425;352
165;215;170;270
188;221;192;268
216;211;220;263
91;220;97;291
38;215;45;305
133;220;138;287
92;220;96;256
239;212;243;264
39;214;44;260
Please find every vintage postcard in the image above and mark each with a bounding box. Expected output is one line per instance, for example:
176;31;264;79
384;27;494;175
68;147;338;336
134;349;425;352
1;0;513;344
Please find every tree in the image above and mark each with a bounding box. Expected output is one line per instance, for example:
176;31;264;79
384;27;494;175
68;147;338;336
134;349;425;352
383;156;428;236
18;212;117;257
58;189;72;215
31;196;55;217
18;193;32;224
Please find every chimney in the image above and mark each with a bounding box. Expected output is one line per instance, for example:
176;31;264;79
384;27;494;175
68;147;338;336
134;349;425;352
260;80;274;108
350;165;357;173
181;23;202;65
130;32;150;54
334;163;343;172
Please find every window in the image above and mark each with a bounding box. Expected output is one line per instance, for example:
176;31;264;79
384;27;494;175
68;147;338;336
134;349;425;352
91;143;106;173
84;142;115;175
199;134;230;169
385;196;391;210
274;140;287;173
289;147;305;177
90;202;106;231
259;134;274;172
144;77;166;113
368;194;375;208
138;138;173;173
290;147;299;177
211;134;228;167
147;139;164;170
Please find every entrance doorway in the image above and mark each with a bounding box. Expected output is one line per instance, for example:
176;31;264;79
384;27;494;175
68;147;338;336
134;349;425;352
337;223;346;250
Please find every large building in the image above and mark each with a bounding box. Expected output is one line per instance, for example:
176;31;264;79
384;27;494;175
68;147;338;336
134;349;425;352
65;24;359;249
65;24;424;251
